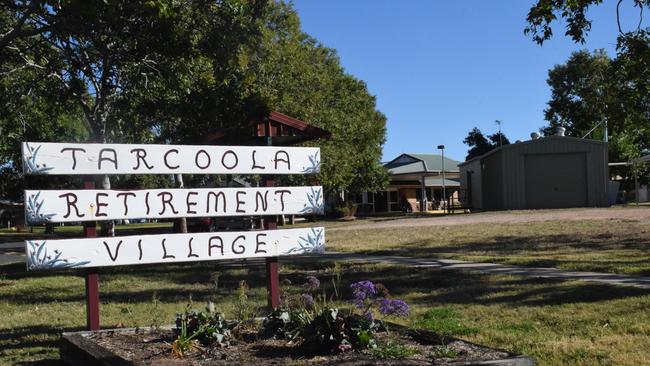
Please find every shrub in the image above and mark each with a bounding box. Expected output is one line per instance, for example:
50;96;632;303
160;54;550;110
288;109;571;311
261;278;409;354
171;301;231;357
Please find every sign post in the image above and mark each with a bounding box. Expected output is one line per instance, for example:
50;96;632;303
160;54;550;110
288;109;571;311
83;180;100;330
22;141;325;329
264;177;280;309
264;122;280;309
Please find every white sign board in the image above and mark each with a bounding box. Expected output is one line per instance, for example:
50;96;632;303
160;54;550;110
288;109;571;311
25;227;325;271
25;187;323;224
22;142;321;175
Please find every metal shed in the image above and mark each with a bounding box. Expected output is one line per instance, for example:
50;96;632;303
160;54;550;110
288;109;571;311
459;136;609;210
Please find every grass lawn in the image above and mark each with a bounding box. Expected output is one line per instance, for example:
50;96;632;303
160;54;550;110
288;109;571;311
326;219;650;276
2;260;650;365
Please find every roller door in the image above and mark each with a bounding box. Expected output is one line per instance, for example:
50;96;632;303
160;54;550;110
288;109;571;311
524;153;587;208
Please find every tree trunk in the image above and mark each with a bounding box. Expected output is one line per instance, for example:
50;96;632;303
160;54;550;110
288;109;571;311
100;175;115;236
175;174;187;233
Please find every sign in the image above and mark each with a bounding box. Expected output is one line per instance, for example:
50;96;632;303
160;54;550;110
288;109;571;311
25;227;325;270
22;142;321;175
25;186;324;224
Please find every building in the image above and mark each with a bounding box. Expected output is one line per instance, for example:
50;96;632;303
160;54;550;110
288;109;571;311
459;134;609;211
0;199;23;228
352;153;461;214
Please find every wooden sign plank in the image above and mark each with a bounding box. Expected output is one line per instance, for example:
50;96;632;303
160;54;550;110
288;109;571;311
25;227;325;271
25;186;324;225
22;142;321;175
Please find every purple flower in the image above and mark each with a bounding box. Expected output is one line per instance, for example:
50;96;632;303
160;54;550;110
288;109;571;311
300;293;314;308
363;310;374;322
378;299;409;318
350;280;377;308
303;276;320;291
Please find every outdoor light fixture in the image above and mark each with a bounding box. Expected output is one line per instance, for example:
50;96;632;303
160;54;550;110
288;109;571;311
437;145;446;209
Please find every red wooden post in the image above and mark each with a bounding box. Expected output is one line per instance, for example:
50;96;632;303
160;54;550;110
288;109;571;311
83;180;100;330
264;206;280;308
264;120;281;309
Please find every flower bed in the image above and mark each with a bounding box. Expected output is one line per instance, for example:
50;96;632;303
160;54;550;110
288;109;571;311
60;279;534;365
62;324;534;366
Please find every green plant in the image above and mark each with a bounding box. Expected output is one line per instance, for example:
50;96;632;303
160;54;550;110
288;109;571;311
298;307;378;352
236;280;252;321
171;301;231;358
431;345;459;359
148;291;162;329
331;262;343;300
372;340;420;359
261;278;409;355
171;314;204;358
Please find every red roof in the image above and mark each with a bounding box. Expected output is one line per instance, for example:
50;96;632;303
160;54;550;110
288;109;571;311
204;112;331;146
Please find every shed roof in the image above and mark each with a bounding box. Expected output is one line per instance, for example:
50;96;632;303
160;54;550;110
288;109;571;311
385;153;460;175
458;136;608;167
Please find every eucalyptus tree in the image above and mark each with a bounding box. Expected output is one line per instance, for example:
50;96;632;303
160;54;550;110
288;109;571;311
240;2;389;195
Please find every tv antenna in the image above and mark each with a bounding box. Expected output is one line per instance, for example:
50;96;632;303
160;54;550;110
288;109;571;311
495;120;503;147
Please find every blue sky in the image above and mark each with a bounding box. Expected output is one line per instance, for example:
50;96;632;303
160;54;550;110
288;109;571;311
292;1;644;162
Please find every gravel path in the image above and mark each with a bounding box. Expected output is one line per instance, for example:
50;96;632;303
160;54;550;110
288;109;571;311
329;206;650;231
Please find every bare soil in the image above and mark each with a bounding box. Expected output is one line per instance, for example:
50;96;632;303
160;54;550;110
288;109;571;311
89;327;514;365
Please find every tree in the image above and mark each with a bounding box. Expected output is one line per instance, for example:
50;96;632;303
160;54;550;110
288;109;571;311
526;1;649;183
1;0;389;203
524;0;649;47
150;1;389;194
542;49;650;180
542;50;617;136
463;127;510;160
489;131;511;147
233;1;389;194
1;0;270;234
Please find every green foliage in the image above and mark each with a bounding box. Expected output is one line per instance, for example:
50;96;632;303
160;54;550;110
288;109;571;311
413;307;477;338
261;278;412;355
372;340;420;359
174;301;232;351
260;306;378;352
171;315;204;358
1;0;388;200
431;345;459;359
235;280;254;321
524;1;650;184
241;2;389;194
462;127;511;161
524;0;650;46
542;49;650;182
302;308;375;352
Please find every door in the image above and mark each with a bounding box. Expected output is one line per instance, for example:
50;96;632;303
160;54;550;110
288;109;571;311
524;153;588;208
374;191;389;212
